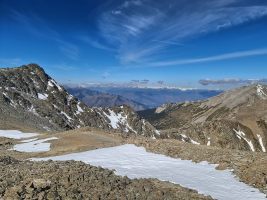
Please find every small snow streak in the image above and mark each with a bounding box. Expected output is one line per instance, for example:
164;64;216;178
61;111;73;121
48;79;63;91
233;129;255;152
256;84;267;100
38;93;48;100
257;134;266;152
180;134;200;145
76;102;84;115
207;137;211;146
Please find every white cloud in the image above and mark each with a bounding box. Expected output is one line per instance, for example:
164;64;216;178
78;35;115;52
97;0;267;64
148;48;267;67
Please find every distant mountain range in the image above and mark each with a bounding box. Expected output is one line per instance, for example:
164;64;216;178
66;87;148;111
67;86;222;110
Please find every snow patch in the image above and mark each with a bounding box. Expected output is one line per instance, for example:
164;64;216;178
103;109;137;133
31;144;266;200
155;105;167;114
233;129;255;152
180;134;200;145
0;130;39;139
38;93;48;100
53;104;59;109
256;84;267;100
103;109;120;129
76;102;84;115
207;137;211;146
190;138;200;145
61;111;73;121
3;92;16;107
48;79;63;91
257;134;266;152
13;137;58;152
155;130;161;135
20;138;38;143
28;105;38;116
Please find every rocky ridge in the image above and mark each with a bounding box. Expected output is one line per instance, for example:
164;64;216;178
139;84;267;152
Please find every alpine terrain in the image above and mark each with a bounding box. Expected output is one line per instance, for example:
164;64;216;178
139;84;267;152
0;64;158;137
2;0;267;199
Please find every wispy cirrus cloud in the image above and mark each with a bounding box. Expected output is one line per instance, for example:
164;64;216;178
77;35;115;52
96;0;267;64
147;48;267;67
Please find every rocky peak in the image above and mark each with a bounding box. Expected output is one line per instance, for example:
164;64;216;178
200;84;267;109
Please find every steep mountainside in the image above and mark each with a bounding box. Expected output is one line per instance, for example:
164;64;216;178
66;87;148;111
0;64;158;137
139;84;267;152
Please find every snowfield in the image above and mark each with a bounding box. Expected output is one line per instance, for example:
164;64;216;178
13;137;58;152
31;144;266;200
0;130;39;139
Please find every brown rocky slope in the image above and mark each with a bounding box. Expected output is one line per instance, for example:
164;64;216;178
139;84;267;152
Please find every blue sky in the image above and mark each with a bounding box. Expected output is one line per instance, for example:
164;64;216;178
1;0;267;88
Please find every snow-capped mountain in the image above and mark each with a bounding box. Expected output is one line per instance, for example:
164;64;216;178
0;64;158;137
139;84;267;152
